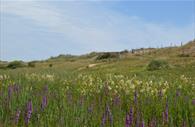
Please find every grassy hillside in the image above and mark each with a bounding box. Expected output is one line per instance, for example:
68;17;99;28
0;40;195;127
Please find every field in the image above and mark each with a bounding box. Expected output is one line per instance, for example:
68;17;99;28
0;41;195;127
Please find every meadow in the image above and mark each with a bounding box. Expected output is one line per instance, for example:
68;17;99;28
0;42;195;127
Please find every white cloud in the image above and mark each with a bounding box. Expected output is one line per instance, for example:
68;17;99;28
1;1;62;27
1;0;194;54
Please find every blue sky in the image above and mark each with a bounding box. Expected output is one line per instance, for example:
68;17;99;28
0;0;195;61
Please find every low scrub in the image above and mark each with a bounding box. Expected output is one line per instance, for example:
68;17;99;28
7;61;26;69
147;59;169;71
96;52;120;60
28;61;36;67
49;64;53;67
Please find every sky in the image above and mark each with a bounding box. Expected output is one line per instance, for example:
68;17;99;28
0;0;195;61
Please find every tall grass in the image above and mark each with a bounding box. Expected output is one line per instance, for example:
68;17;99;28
0;72;194;127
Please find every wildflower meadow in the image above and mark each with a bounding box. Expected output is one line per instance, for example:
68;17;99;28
0;70;194;127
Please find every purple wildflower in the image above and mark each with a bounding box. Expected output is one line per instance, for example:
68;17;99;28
106;104;113;125
134;91;137;104
192;99;195;105
15;109;21;124
125;113;130;127
8;85;13;99
141;120;144;127
129;107;133;125
25;100;33;126
165;103;168;122
101;112;106;127
101;104;113;126
41;96;47;111
125;107;133;127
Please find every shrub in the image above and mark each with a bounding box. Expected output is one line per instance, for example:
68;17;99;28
120;50;129;54
96;52;120;60
147;60;169;71
49;64;53;67
28;61;36;67
7;61;26;69
178;54;190;57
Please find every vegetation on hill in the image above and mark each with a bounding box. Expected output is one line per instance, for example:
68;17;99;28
147;59;169;71
0;40;194;126
0;40;194;70
7;61;26;69
96;52;120;60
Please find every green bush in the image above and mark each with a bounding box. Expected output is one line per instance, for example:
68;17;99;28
49;64;53;67
28;61;36;67
96;52;120;60
120;50;129;54
7;61;26;69
147;60;169;71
